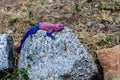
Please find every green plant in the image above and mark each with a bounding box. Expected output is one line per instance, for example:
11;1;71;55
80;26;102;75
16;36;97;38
27;51;36;60
29;10;33;18
74;3;80;11
34;0;45;6
27;64;31;68
101;18;106;24
19;68;29;80
113;0;119;11
96;2;107;10
9;76;17;80
96;1;119;12
34;1;39;6
118;33;120;38
8;17;19;25
32;51;37;55
27;54;33;60
105;35;112;43
118;33;120;42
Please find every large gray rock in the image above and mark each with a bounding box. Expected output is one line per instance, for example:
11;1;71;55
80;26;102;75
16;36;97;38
0;34;14;70
18;27;98;80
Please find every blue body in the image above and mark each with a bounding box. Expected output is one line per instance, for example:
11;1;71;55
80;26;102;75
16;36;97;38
18;23;55;53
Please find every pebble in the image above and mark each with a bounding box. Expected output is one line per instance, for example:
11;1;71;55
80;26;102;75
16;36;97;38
64;14;72;18
87;21;96;27
6;29;13;34
5;4;12;11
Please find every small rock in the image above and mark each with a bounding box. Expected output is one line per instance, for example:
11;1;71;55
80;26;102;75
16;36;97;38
0;34;15;70
64;14;72;18
5;4;12;11
97;45;120;80
6;30;13;34
97;23;105;29
48;0;53;3
25;2;32;7
87;21;96;27
95;3;99;8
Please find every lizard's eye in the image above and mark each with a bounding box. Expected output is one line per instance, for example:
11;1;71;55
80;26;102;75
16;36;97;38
55;24;64;31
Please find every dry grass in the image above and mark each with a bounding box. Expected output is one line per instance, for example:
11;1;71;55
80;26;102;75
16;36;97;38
0;0;120;79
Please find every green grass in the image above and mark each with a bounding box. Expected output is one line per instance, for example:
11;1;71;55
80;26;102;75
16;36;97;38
113;0;119;11
105;35;112;43
8;17;20;25
96;2;105;10
74;3;80;11
27;51;37;60
117;33;120;42
18;52;37;80
96;1;119;12
28;10;33;18
9;76;17;80
118;33;120;38
18;68;29;80
101;18;106;24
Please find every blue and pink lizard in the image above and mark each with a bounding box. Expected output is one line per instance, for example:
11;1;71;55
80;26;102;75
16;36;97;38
18;22;64;53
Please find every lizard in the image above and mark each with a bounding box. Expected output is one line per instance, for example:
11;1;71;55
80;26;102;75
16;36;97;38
18;22;64;53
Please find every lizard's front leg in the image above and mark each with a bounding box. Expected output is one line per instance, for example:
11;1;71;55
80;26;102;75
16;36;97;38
46;31;55;39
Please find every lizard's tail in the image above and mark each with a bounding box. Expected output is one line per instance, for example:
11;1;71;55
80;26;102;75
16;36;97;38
17;23;40;54
16;46;21;53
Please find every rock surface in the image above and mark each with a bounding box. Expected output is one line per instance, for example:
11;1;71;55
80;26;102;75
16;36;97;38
0;34;14;70
97;45;120;80
18;27;98;80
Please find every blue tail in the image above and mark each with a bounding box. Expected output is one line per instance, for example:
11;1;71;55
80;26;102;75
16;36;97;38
17;45;22;53
18;23;40;53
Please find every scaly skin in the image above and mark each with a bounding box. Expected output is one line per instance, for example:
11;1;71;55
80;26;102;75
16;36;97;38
18;22;64;53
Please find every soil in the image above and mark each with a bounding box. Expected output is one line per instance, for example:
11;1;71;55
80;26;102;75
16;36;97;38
0;0;120;79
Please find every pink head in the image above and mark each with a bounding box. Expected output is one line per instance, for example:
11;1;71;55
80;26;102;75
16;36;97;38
54;23;64;31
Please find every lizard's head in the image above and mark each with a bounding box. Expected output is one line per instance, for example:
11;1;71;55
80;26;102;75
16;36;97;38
54;24;64;31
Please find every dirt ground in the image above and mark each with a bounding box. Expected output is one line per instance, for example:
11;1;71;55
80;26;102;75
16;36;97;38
0;0;120;79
